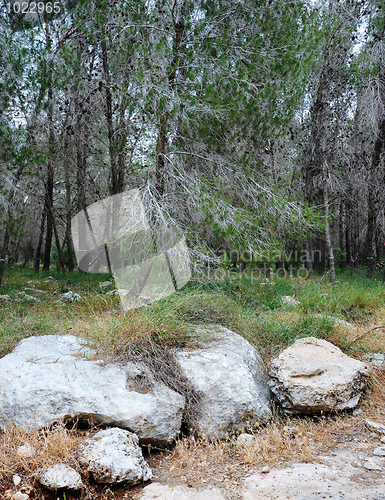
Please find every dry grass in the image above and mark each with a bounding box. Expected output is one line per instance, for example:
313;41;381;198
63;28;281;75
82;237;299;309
0;421;80;490
1;270;385;496
360;366;385;421
159;367;385;485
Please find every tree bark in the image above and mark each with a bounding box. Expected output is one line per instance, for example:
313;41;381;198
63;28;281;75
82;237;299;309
366;80;385;278
34;209;46;271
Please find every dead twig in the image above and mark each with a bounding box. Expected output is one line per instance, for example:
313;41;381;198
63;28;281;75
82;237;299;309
351;325;385;344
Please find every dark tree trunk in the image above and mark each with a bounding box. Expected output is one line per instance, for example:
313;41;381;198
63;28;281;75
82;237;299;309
42;167;54;272
64;121;75;272
339;199;346;269
34;209;46;271
366;112;385;278
0;231;10;286
42;26;55;273
345;225;352;267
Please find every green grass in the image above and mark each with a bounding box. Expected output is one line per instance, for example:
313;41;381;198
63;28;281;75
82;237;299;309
0;265;384;362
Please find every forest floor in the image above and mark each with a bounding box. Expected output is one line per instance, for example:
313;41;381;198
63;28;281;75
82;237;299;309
1;265;385;499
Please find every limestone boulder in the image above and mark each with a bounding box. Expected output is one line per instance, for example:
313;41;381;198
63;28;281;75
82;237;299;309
269;337;370;414
76;428;152;485
0;335;185;444
174;326;271;438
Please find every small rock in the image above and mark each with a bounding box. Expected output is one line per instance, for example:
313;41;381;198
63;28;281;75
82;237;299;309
9;493;29;500
0;294;10;301
40;464;83;492
261;466;270;474
76;428;152;485
353;408;363;417
380;436;385;444
16;292;40;303
365;419;385;435
373;446;385;456
58;291;82;304
17;444;35;458
237;433;256;446
281;296;300;306
363;458;383;471
99;281;112;288
44;276;55;281
363;353;385;370
316;315;354;328
13;475;22;486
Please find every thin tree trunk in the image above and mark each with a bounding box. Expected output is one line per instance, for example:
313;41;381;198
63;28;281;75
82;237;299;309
34;209;46;271
42;147;55;271
64;124;75;272
324;182;335;282
156;6;186;198
42;26;55;272
366;112;385;278
339;199;345;269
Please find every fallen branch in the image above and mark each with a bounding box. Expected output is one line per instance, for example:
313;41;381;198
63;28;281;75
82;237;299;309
351;326;385;344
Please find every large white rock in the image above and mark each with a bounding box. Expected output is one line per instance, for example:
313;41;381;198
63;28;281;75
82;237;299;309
174;326;271;438
0;335;185;444
76;428;152;485
269;337;369;414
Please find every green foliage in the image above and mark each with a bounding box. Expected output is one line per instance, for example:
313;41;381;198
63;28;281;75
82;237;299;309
1;268;385;364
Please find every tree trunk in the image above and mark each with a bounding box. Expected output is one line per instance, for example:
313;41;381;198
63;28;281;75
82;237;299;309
42;26;55;272
34;209;46;271
366;109;385;278
0;165;24;286
64;123;75;272
339;199;345;269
